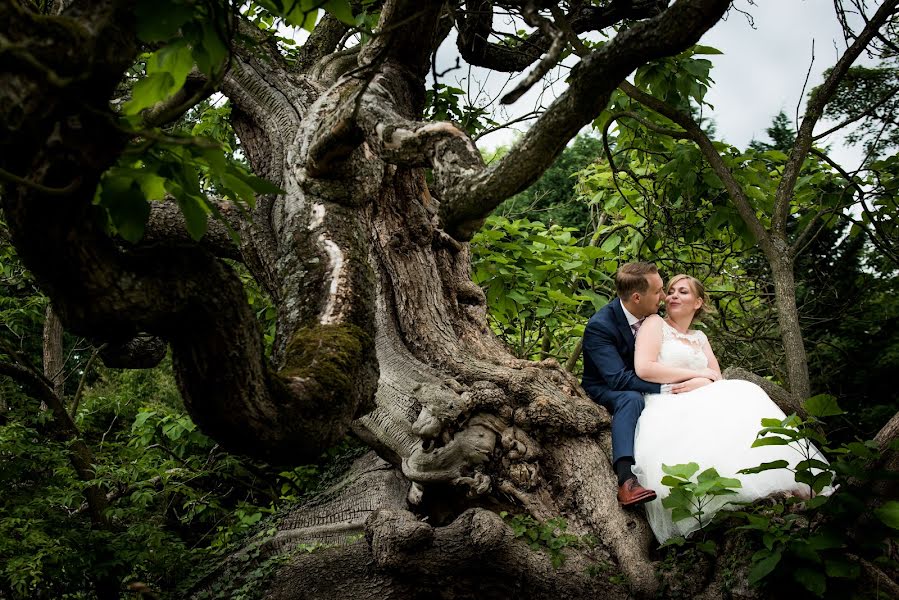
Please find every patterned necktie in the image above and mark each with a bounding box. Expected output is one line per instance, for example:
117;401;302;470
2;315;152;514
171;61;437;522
631;318;645;336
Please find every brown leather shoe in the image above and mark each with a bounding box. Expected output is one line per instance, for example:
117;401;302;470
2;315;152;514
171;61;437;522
617;478;657;507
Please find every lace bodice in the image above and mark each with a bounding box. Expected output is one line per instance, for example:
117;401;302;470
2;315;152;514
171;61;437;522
657;320;708;370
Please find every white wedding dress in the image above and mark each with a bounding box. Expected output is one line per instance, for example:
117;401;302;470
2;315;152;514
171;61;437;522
633;321;833;543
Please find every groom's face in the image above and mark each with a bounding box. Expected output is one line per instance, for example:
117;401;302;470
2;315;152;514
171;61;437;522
635;273;665;317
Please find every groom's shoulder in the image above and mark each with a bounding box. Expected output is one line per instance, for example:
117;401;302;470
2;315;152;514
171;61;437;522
587;298;618;326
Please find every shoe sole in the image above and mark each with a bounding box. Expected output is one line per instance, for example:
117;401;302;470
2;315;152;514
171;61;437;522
619;493;657;508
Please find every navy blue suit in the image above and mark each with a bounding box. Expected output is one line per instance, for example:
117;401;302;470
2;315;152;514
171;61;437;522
582;298;661;463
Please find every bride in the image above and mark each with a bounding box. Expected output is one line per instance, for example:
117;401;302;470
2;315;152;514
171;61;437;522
632;274;832;543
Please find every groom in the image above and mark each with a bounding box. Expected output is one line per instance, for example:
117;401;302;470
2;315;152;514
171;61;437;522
582;262;667;507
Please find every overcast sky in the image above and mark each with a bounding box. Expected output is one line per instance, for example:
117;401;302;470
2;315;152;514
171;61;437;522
441;1;877;170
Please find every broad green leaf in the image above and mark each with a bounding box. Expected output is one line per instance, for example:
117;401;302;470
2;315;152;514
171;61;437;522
824;558;860;579
795;459;830;472
662;462;699;480
240;172;283;195
600;234;622;252
98;177;151;243
136;0;194;42
222;172;258;205
661;475;687;487
748;550;782;584
136;172;168;200
175;195;209;241
751;437;790;448
670;506;692;523
875;500;899;529
148;40;194;91
124;72;175;115
692;44;723;55
739;460;789;474
804;394;844;418
696;467;721;482
194;23;229;75
793;567;826;597
323;0;355;25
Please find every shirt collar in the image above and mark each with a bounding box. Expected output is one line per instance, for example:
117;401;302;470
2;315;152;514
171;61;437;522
620;302;641;327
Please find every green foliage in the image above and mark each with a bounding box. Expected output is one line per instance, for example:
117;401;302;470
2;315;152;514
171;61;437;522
659;462;741;541
500;512;580;568
739;397;840;496
424;84;498;138
497;134;605;233
0;343;358;598
470;216;615;362
95;139;281;244
725;398;898;598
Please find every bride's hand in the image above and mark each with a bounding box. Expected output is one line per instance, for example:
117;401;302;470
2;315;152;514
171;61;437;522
672;377;713;394
699;368;721;381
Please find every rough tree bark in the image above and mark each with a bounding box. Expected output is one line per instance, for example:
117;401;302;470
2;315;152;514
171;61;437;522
11;1;896;599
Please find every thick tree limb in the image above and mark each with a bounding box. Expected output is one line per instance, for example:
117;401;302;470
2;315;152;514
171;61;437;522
1;1;379;464
436;0;732;239
293;13;350;74
143;198;242;261
454;0;667;73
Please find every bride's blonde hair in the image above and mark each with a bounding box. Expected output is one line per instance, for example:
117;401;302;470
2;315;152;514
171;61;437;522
667;274;716;322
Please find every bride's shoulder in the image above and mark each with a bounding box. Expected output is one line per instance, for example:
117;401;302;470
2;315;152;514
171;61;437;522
644;314;665;329
687;327;709;342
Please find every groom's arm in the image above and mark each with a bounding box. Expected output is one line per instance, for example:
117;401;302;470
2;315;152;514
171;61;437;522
583;320;661;395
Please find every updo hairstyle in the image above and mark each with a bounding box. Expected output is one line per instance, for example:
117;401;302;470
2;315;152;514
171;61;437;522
666;274;716;323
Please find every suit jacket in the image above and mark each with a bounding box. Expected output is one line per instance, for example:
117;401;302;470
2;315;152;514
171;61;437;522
581;298;661;401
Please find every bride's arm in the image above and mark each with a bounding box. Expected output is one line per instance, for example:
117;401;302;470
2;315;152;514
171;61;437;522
634;315;708;383
699;332;722;379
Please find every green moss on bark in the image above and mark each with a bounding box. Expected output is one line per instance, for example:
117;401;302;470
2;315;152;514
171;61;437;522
279;322;373;395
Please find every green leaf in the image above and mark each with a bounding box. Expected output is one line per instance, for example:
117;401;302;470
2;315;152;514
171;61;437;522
751;437;790;448
124;72;175;115
98;177;151;243
135;0;194;42
662;487;692;510
222;172;258;206
793;567;826;597
175;195;209;241
323;0;355;25
670;506;692;523
692;44;723;55
739;460;789;474
148;40;194;91
194;23;229;75
600;234;622;252
824;558;860;579
662;462;700;480
695;540;717;555
875;501;899;529
804;394;844;418
135;172;168;201
748;550;782;585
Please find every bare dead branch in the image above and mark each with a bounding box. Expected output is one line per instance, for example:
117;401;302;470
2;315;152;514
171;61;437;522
772;0;899;234
500;5;567;105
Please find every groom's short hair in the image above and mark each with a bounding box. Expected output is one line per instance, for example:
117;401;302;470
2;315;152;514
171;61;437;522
615;262;659;299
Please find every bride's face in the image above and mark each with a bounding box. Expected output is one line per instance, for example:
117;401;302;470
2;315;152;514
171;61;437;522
665;278;702;319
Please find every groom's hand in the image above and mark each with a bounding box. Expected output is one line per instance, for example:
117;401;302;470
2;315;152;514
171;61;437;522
672;377;713;393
